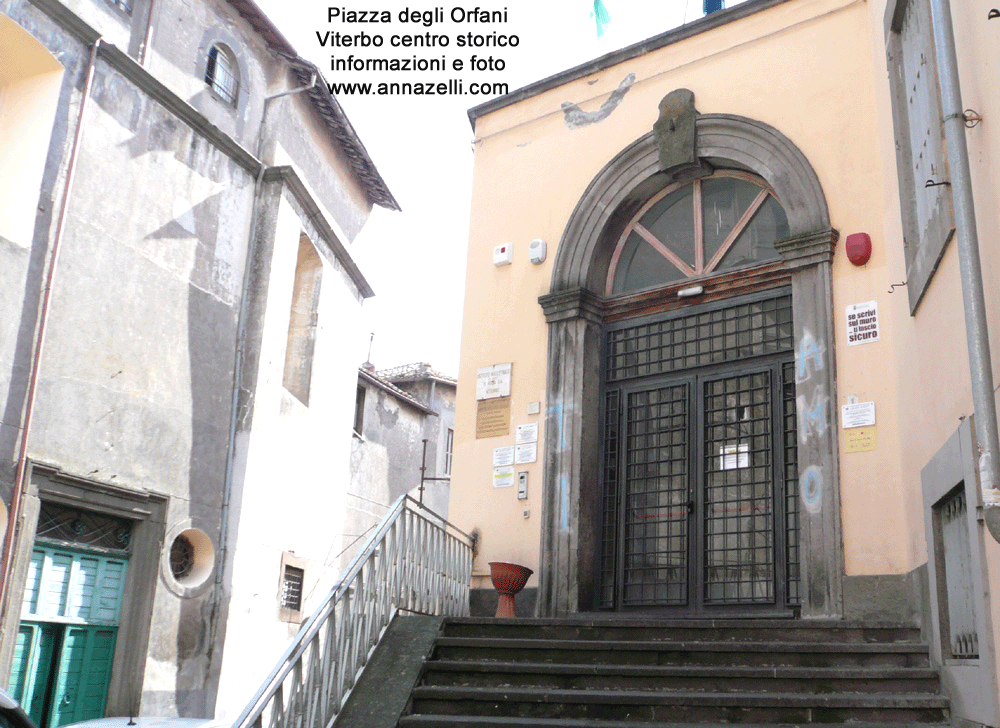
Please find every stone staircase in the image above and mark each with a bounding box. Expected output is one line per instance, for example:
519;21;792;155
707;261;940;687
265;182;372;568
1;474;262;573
396;617;949;728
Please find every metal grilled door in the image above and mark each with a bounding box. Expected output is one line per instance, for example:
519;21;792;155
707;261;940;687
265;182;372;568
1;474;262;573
702;370;775;606
601;291;798;614
621;383;691;607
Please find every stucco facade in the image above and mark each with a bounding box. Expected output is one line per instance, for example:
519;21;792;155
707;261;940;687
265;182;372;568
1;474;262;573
451;0;1000;723
0;0;395;722
348;362;456;570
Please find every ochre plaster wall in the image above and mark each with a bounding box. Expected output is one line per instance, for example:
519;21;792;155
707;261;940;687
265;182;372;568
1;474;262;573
451;0;919;596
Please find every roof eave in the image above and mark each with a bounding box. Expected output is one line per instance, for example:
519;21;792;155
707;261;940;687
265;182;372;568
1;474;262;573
223;0;400;212
467;0;794;129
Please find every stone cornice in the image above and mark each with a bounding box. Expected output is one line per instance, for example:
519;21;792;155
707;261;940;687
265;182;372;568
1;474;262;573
775;228;840;270
539;288;604;325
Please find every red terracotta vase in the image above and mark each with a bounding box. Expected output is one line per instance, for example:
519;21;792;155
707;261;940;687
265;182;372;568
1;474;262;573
488;561;533;618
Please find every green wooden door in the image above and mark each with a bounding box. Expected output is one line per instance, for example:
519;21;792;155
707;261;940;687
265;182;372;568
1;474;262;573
10;546;127;728
10;622;59;725
47;625;118;727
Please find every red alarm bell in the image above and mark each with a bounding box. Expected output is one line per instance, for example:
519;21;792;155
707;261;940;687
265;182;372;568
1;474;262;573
845;232;872;266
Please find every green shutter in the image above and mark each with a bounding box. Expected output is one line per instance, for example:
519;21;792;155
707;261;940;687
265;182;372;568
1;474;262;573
22;546;127;624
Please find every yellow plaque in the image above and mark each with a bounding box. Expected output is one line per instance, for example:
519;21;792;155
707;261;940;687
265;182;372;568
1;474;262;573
476;396;511;438
845;427;877;453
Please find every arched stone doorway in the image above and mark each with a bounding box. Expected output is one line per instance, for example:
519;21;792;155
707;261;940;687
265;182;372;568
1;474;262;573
537;100;841;618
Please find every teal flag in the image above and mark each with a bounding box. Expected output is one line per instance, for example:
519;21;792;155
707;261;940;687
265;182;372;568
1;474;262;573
592;0;612;36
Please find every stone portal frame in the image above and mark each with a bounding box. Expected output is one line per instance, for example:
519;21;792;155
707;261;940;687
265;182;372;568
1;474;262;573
538;112;842;618
0;463;168;714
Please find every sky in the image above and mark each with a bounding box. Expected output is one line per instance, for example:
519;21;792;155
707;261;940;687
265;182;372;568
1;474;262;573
252;0;747;375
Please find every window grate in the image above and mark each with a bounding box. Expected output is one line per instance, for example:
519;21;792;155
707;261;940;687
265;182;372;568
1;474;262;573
36;502;132;551
170;535;195;580
937;488;978;658
606;294;792;383
281;566;305;612
205;46;239;105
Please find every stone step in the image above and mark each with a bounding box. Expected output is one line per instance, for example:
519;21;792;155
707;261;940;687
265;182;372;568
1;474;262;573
432;637;932;668
408;686;949;724
441;617;922;644
401;718;948;728
419;659;941;694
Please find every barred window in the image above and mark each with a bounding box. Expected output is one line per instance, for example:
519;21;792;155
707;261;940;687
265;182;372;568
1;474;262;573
280;565;304;612
444;428;454;475
205;45;239;106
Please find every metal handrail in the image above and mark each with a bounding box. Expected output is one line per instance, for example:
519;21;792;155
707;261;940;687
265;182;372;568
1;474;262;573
233;495;473;728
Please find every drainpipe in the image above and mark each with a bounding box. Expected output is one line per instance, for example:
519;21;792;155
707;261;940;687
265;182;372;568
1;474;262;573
928;0;1000;541
213;68;319;599
138;0;156;66
0;37;104;622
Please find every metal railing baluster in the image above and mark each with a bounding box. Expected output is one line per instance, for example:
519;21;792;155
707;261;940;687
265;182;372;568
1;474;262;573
232;495;473;728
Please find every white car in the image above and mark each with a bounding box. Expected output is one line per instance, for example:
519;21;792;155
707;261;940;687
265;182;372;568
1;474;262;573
63;720;230;728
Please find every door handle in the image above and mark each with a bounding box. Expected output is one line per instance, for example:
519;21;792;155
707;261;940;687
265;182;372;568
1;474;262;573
687;500;695;514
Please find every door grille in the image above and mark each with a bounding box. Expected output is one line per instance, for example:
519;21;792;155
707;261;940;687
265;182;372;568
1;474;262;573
703;371;774;605
606;294;792;383
622;384;690;607
782;360;801;605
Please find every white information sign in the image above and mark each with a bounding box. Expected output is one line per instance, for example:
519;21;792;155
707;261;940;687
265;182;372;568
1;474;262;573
477;363;512;400
515;443;537;464
516;423;538;444
492;446;514;467
842;401;876;429
493;466;515;488
846;301;880;346
719;443;749;470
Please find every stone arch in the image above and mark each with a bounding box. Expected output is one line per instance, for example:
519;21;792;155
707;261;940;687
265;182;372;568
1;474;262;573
538;109;842;619
551;113;831;295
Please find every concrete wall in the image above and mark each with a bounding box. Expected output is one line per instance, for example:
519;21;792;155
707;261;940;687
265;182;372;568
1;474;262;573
392;375;456;516
0;0;383;719
0;1;255;711
346;372;455;574
215;181;367;716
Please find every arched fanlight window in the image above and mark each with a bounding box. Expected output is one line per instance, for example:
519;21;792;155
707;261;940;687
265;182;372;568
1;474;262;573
205;44;239;106
606;171;789;296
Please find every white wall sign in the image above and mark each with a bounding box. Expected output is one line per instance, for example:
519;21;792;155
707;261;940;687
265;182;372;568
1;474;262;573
846;301;880;346
492;446;514;467
493;466;515;488
842;401;876;429
516;423;538;444
719;443;749;470
477;363;512;400
515;443;537;464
